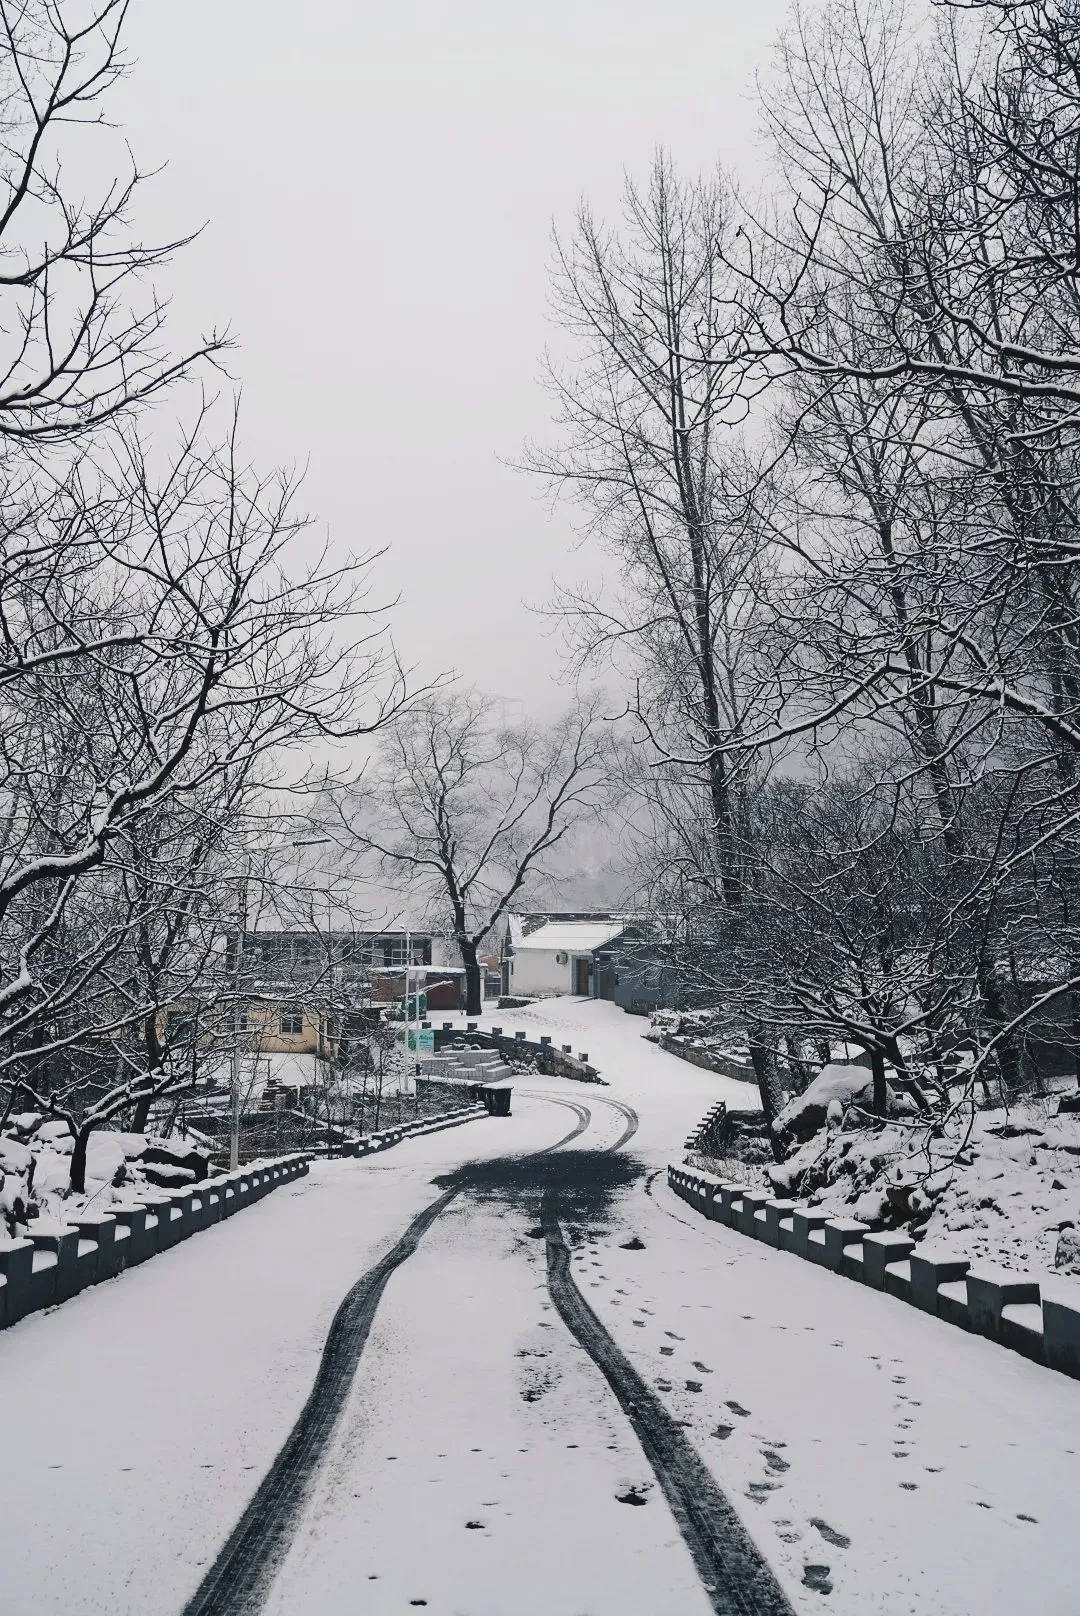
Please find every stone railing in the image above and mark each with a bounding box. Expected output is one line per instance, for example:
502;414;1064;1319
667;1162;1080;1383
0;1153;310;1334
339;1101;489;1154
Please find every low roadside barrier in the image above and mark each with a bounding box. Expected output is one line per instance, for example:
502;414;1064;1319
667;1162;1080;1383
339;1101;491;1157
0;1153;310;1334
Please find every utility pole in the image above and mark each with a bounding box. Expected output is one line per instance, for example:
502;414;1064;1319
403;928;412;1095
229;866;249;1170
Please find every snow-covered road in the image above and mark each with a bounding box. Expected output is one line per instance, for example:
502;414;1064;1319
2;998;1079;1614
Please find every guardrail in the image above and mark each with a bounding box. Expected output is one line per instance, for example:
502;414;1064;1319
0;1153;311;1334
339;1101;490;1155
667;1162;1080;1383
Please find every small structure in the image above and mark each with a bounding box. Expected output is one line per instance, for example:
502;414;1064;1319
594;924;677;1013
502;913;629;999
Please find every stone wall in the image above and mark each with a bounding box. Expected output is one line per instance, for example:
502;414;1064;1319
653;1033;757;1085
432;1024;604;1084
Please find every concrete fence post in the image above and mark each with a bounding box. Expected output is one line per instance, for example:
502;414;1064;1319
966;1267;1042;1344
74;1214;121;1280
111;1205;152;1265
764;1199;797;1249
823;1217;869;1276
790;1208;829;1259
910;1249;971;1316
738;1189;772;1239
861;1231;915;1291
156;1192;186;1249
0;1237;34;1327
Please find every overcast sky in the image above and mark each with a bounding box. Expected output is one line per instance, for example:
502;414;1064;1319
116;1;793;716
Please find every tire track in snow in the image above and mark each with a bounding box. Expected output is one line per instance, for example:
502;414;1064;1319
181;1185;461;1615
541;1197;795;1616
530;1090;638;1152
182;1093;594;1614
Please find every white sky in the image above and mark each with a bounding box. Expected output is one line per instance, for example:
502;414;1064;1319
115;0;793;713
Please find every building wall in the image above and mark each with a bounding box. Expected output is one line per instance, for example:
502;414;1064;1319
509;949;595;998
243;1004;323;1056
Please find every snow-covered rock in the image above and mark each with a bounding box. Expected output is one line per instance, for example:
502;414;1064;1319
0;1136;33;1174
85;1133;127;1186
35;1119;73;1144
775;1063;887;1144
1055;1227;1080;1274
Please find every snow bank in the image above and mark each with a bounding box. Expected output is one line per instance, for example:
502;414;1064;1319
0;1116;211;1236
758;1097;1080;1284
774;1063;887;1145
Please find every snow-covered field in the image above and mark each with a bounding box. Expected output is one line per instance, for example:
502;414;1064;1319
2;997;1079;1615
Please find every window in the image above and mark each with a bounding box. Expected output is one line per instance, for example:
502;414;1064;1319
280;1005;304;1036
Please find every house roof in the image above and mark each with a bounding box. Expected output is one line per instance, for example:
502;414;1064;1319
513;920;628;954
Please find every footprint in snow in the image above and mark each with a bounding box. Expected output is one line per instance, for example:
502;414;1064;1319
659;1346;674;1356
747;1481;779;1501
692;1361;712;1373
775;1520;802;1543
685;1380;703;1393
726;1400;751;1417
713;1424;735;1441
620;1237;645;1250
802;1564;833;1595
810;1519;850;1549
1017;1513;1038;1524
763;1450;790;1473
665;1330;685;1340
616;1485;650;1506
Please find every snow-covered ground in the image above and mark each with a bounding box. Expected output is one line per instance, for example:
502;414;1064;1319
2;997;1079;1615
766;1093;1080;1285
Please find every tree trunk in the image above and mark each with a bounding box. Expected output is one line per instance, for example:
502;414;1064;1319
784;1032;812;1093
870;1046;888;1119
69;1121;95;1194
980;958;1023;1096
461;938;482;1016
748;1034;786;1161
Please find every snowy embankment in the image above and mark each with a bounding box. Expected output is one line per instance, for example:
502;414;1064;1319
747;1066;1080;1286
1;1112;209;1235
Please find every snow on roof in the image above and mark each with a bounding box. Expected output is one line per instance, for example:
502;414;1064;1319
514;920;628;954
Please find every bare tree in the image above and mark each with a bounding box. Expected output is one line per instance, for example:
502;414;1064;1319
0;414;410;1172
335;691;608;1015
0;0;225;444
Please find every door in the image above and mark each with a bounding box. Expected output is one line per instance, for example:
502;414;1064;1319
574;956;591;996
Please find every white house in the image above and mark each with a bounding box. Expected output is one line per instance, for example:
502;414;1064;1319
502;914;629;998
